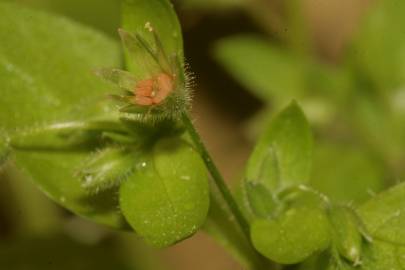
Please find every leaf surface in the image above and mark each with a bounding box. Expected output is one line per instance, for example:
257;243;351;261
0;2;127;227
119;138;209;247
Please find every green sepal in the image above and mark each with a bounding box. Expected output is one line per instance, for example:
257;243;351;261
121;0;184;78
76;147;138;194
328;206;363;265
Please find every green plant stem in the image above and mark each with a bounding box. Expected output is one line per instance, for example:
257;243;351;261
182;112;251;240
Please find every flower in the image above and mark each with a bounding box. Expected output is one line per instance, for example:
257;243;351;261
95;25;190;122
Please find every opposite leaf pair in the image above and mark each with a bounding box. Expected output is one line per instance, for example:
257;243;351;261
243;103;405;269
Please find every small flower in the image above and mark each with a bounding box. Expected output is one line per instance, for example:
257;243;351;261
95;24;190;123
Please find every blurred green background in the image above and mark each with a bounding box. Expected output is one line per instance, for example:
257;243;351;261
1;0;404;269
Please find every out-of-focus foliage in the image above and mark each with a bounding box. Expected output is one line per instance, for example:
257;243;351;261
214;0;405;191
214;35;351;125
350;0;405;92
14;0;121;36
177;0;244;10
214;36;307;104
310;143;385;205
213;1;405;267
2;0;405;269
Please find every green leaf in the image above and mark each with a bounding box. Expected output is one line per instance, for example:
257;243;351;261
214;35;306;103
361;240;405;269
121;0;184;78
317;241;405;270
251;206;330;264
0;2;127;228
349;0;405;90
14;0;121;37
119;138;209;247
310;143;385;205
245;102;313;192
359;182;405;245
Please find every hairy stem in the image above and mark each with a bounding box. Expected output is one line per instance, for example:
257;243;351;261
182;112;251;240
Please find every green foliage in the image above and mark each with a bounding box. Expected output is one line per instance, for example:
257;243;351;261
0;0;210;249
3;0;405;268
121;0;184;79
359;182;405;245
214;35;350;111
0;137;9;167
310;143;385;205
244;182;276;219
328;206;362;264
77;147;138;193
243;102;405;268
0;1;126;228
15;0;121;37
350;0;405;91
361;240;405;269
179;0;244;10
119;138;209;247
245;102;313;193
214;36;305;103
245;103;330;264
213;2;405;267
